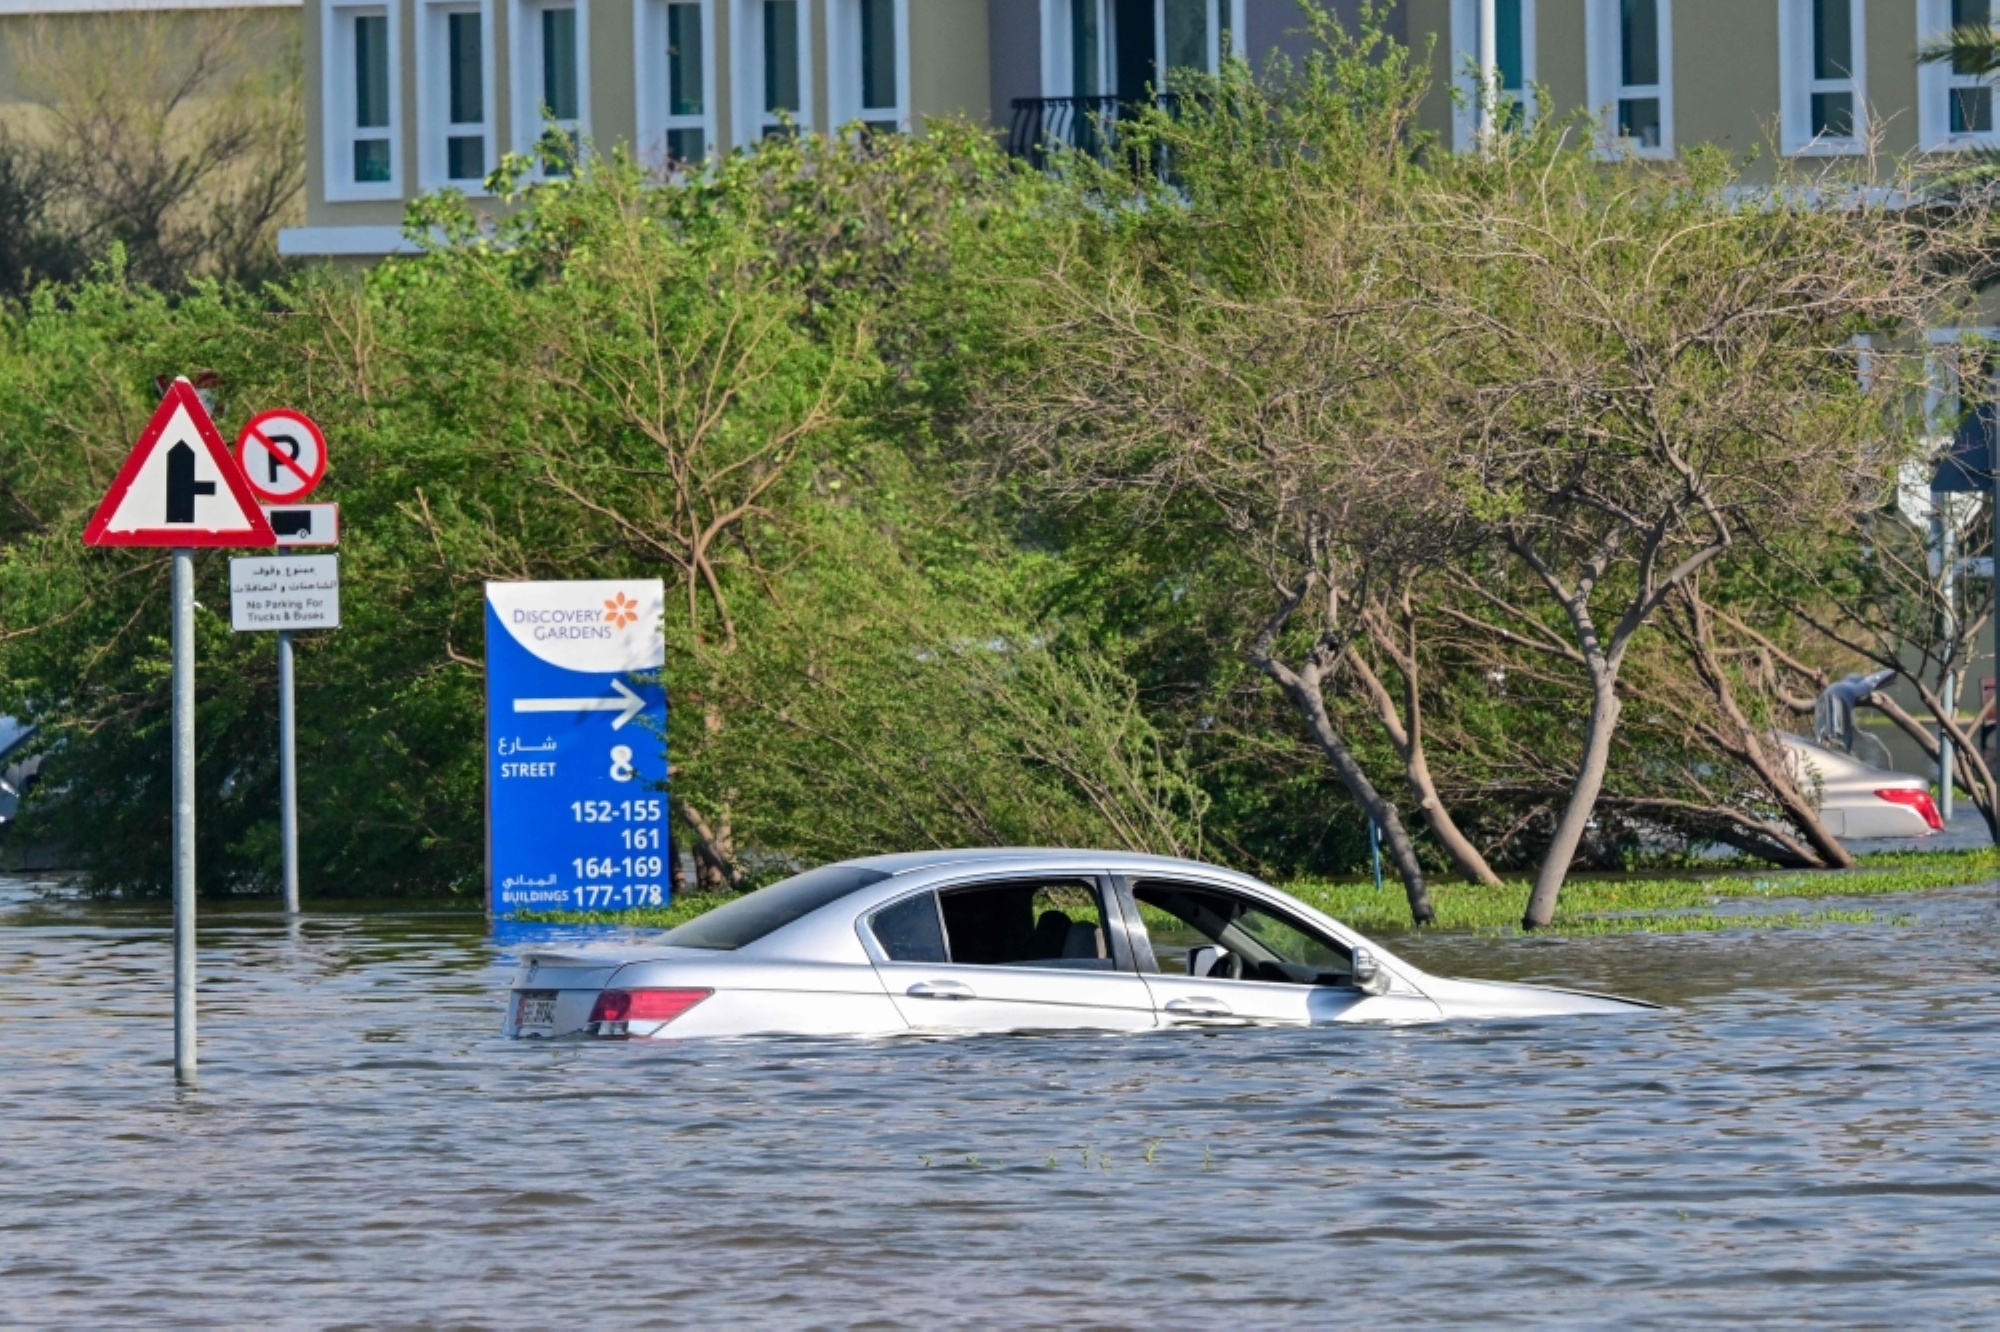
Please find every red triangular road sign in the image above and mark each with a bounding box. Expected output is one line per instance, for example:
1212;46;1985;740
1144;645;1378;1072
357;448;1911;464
83;379;277;547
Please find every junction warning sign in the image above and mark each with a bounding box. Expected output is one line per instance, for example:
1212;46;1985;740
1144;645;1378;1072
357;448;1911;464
82;378;277;548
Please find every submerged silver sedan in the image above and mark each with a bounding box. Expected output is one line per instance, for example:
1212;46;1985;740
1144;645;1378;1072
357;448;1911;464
504;850;1656;1040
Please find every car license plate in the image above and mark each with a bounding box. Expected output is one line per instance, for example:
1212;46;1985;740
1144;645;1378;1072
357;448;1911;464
515;990;558;1036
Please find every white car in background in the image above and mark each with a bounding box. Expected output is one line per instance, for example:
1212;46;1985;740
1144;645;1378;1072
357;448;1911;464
504;849;1657;1042
1778;733;1942;839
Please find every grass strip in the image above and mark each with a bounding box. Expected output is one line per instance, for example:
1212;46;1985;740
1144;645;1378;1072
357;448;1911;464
511;848;1998;937
1288;847;1998;935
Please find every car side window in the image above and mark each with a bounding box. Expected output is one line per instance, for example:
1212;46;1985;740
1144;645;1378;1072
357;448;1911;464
869;892;948;964
1130;879;1351;986
935;878;1114;970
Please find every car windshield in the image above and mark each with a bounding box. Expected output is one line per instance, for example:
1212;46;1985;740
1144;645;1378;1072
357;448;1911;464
657;865;891;950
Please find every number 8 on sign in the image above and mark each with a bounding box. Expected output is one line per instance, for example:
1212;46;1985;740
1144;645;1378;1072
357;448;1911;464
234;408;327;504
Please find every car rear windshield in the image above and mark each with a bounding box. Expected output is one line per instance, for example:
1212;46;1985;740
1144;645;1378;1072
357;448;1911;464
656;865;892;950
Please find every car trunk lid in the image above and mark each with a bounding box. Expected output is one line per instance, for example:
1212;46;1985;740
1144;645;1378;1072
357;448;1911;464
506;950;628;1038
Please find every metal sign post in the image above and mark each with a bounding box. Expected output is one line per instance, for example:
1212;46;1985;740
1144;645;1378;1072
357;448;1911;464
278;629;299;914
171;547;197;1082
1938;509;1956;822
229;409;329;917
83;378;277;1084
229;551;341;915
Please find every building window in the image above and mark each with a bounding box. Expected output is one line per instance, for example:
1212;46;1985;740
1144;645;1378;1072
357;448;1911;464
1781;0;1864;154
832;0;906;132
1617;0;1661;146
859;0;896;127
324;2;401;199
1043;1;1241;101
1920;0;2000;147
1069;0;1103;96
735;0;810;144
638;0;712;165
1925;328;2000;487
419;0;494;188
1587;0;1671;156
447;12;484;176
512;0;588;174
1450;0;1534;150
1952;0;1994;131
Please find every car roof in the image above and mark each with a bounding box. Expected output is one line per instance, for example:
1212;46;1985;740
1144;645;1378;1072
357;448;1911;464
839;847;1263;882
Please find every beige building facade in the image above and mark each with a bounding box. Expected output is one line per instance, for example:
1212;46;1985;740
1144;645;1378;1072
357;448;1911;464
1411;1;1995;168
284;1;2000;255
287;0;1345;253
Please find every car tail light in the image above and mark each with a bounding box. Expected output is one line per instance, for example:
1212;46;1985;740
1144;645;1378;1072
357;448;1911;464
588;988;712;1032
1875;788;1944;831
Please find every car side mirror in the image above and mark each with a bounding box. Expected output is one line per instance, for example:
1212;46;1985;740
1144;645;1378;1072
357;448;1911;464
1351;947;1390;996
1186;944;1221;978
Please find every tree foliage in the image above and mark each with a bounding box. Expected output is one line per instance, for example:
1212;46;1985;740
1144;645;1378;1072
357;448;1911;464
1;9;1989;925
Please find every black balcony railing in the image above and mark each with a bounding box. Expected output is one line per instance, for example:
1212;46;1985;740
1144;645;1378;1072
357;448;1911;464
1007;95;1181;173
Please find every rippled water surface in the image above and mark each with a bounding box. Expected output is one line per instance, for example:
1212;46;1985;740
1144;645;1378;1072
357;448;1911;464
4;873;1999;1327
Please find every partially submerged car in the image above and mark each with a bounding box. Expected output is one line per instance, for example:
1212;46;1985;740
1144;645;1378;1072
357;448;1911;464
1777;733;1943;839
505;850;1656;1041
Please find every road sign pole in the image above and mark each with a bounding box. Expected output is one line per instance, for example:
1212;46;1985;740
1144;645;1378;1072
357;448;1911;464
171;547;197;1084
1939;511;1956;822
85;378;277;1085
278;628;300;914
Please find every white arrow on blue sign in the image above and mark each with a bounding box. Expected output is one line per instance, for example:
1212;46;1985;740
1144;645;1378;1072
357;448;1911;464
513;677;648;729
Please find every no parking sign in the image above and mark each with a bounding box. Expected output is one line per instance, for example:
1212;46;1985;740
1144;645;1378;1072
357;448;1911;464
235;409;327;503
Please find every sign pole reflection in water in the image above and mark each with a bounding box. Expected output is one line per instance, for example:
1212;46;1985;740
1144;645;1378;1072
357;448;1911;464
172;547;197;1082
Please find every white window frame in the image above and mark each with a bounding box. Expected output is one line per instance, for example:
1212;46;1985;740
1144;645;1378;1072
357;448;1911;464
322;0;403;201
1450;0;1536;152
1585;0;1672;158
1038;0;1244;98
510;0;590;171
828;0;909;131
416;0;497;192
1779;0;1865;155
1919;0;2000;151
636;0;714;169
734;0;814;146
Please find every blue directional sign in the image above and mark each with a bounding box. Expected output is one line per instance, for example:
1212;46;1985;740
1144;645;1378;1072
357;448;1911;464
486;580;669;916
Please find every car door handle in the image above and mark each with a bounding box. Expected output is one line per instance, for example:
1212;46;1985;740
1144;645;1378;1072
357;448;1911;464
1164;997;1232;1017
907;980;976;1001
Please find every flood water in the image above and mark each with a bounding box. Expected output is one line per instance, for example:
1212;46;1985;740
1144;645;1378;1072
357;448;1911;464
4;872;1999;1327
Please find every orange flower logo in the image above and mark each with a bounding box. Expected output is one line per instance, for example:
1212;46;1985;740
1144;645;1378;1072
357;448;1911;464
603;591;640;630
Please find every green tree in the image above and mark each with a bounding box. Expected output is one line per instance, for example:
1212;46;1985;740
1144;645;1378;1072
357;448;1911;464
0;125;1205;899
